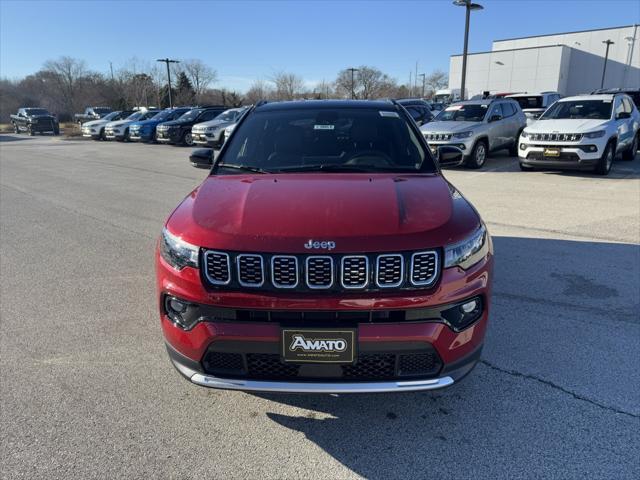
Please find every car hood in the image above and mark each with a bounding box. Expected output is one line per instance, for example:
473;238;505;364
160;118;194;127
421;121;481;134
193;118;231;129
106;119;135;128
83;119;109;127
526;119;609;132
166;174;481;253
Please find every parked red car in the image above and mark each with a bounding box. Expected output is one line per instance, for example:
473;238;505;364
156;100;493;393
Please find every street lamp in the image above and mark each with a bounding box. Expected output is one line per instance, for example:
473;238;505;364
347;67;359;99
453;0;483;100
418;73;426;98
157;58;180;108
600;40;614;89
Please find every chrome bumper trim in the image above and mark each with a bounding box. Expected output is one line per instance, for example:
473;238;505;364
172;358;454;393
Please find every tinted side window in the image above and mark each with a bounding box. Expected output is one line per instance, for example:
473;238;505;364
491;104;504;118
622;97;633;113
614;98;625;118
405;107;422;122
201;110;223;121
502;102;516;117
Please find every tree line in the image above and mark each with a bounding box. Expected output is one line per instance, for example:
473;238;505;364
0;56;448;123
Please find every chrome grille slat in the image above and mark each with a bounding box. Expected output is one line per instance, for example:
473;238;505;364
204;251;231;285
376;254;404;288
410;251;439;286
341;256;369;289
237;254;264;287
306;256;334;289
272;256;299;288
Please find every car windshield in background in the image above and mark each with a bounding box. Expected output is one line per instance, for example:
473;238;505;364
154;110;180;121
540;100;612;120
216;111;239;122
25;108;50;116
140;111;160;120
125;111;145;121
177;109;203;121
102;111;120;121
219;107;432;174
94;108;111;114
436;104;488;122
512;96;543;109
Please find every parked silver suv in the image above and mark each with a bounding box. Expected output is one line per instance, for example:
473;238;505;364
420;99;527;168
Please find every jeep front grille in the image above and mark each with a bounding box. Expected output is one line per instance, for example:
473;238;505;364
528;132;582;142
202;250;440;292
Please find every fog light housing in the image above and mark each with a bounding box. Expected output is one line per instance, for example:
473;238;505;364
456;144;466;150
520;143;526;150
441;296;484;331
164;295;201;330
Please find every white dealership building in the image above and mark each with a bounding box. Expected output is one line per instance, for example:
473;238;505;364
448;24;639;97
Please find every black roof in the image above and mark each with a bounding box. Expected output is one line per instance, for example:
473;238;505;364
255;99;395;112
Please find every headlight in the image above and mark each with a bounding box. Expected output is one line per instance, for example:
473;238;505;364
520;130;529;138
444;224;488;269
584;130;606;139
159;227;199;270
453;131;473;139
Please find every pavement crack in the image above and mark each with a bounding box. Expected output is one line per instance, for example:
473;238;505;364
479;359;639;419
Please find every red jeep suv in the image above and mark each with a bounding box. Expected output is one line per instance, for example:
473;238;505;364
156;100;493;393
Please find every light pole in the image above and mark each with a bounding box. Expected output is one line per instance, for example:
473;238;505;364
418;73;426;98
453;0;483;100
348;67;359;99
600;39;614;88
157;58;180;108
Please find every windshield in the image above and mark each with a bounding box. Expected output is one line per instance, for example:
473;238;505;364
177;109;203;121
511;96;543;109
25;108;50;116
435;104;488;122
139;110;160;120
218;107;433;174
125;111;145;121
102;111;121;121
215;110;240;122
540;100;612;120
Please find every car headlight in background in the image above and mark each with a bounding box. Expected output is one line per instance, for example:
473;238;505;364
453;131;473;139
159;227;199;270
444;224;489;269
520;130;529;138
584;130;606;139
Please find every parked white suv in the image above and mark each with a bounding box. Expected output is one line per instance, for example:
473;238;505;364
518;94;640;175
507;92;561;124
192;107;247;148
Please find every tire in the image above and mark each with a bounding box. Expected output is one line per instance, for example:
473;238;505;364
594;142;614;176
28;125;35;136
99;128;105;140
123;128;130;142
13;123;19;134
509;131;522;156
53;127;60;136
519;162;534;171
465;140;488;169
621;133;638;161
182;131;194;146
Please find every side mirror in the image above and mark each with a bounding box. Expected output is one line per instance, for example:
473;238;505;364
616;112;631;120
189;148;214;169
489;114;502;122
437;145;464;168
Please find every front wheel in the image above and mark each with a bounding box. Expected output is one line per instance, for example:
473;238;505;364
13;123;19;134
594;142;613;176
465;140;487;169
28;125;35;136
182;131;194;146
621;134;638;161
53;127;60;136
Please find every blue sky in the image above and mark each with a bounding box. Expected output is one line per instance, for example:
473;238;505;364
1;0;638;91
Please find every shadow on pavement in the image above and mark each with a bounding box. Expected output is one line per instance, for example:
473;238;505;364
250;236;639;479
0;134;35;143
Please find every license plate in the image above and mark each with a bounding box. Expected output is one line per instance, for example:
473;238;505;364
543;147;560;157
281;329;356;364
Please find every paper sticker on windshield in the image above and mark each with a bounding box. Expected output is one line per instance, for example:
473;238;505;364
379;111;399;118
602;99;612;103
445;105;463;111
314;124;335;130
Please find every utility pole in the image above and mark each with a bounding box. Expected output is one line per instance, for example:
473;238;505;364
348;67;359;99
109;62;114;83
409;71;412;97
156;58;180;108
600;39;615;88
453;0;484;100
419;73;426;98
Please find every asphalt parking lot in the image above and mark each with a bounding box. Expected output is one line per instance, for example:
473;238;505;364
1;133;638;479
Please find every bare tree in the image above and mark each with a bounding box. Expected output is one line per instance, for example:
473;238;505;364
424;69;448;97
42;56;89;114
311;79;334;99
335;66;396;99
182;59;217;103
271;71;304;100
244;79;273;104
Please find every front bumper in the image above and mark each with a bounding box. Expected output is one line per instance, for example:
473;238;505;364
129;130;154;142
157;248;493;393
104;129;125;140
192;131;221;146
156;129;181;143
425;138;474;156
518;140;604;169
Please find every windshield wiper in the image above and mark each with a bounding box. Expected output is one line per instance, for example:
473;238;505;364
216;164;273;174
276;164;412;173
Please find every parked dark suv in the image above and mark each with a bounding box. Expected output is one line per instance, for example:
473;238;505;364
397;98;434;126
156;106;226;146
157;100;493;393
